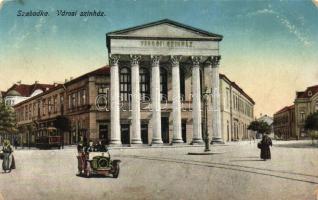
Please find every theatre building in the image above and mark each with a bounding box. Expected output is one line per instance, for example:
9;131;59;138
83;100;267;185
14;19;255;146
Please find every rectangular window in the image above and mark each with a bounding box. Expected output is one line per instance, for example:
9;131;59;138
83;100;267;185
42;99;46;116
226;88;230;109
82;90;86;105
54;96;58;113
300;112;305;122
97;85;108;106
38;101;41;117
33;103;36;118
25;106;28;120
60;94;64;112
68;94;71;110
48;98;52;114
78;91;81;106
72;93;76;108
29;104;32;120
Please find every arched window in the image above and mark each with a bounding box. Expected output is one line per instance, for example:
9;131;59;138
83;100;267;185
315;101;318;111
139;68;150;101
120;67;131;102
160;67;168;101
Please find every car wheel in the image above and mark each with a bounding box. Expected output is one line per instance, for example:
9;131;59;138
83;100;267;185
113;163;120;178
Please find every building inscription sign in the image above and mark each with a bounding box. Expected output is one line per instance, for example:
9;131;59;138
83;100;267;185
110;38;218;56
140;40;193;48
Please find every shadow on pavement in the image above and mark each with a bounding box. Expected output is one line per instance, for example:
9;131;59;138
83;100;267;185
274;143;318;149
229;159;264;162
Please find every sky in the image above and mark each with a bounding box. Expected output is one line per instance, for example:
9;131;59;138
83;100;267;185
0;0;317;117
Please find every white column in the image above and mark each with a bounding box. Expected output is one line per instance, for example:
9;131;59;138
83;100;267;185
171;56;183;143
191;56;203;144
109;55;121;145
130;55;142;144
151;55;163;144
211;56;223;143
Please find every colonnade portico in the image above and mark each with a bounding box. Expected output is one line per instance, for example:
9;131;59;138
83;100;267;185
106;19;224;146
109;54;222;145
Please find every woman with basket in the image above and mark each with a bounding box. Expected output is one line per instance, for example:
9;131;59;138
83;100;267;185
1;140;16;173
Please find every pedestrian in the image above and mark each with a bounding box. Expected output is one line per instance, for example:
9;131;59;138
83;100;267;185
84;140;95;152
13;137;18;150
1;140;15;173
258;134;272;161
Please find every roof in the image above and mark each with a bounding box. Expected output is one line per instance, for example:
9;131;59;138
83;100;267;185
4;83;55;97
219;74;255;105
13;66;110;107
13;84;63;107
107;19;223;39
106;19;223;52
296;85;318;99
274;105;295;115
65;66;110;86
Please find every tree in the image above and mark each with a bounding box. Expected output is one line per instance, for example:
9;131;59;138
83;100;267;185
0;101;18;142
304;112;318;144
248;120;271;136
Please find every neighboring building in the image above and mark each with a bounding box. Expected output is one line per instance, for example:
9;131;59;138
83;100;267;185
13;19;255;146
219;74;255;142
294;85;318;138
2;82;55;107
273;105;296;140
13;67;109;145
257;114;274;138
0;91;5;103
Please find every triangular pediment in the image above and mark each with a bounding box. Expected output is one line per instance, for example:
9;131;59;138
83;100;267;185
107;19;222;40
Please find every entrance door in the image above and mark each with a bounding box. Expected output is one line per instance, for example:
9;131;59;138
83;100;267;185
121;124;130;144
99;124;109;144
141;123;148;144
161;117;169;143
182;121;187;143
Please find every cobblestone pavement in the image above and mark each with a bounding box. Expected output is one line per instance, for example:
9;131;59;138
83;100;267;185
0;140;317;200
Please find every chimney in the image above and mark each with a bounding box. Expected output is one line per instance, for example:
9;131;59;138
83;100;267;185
65;79;68;83
53;82;58;87
17;80;21;85
35;81;38;84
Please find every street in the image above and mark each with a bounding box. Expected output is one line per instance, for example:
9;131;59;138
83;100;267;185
0;140;317;200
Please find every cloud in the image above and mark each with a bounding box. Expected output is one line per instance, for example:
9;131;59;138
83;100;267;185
0;0;23;11
51;24;58;33
246;7;312;47
247;8;275;16
35;17;46;32
13;32;30;49
275;14;311;47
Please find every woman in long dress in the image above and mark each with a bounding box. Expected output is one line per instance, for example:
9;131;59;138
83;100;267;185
2;140;15;173
259;134;272;161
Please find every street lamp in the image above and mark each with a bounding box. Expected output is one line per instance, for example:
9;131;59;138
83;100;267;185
203;87;212;152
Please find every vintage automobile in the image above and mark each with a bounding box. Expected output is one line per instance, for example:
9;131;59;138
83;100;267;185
77;147;120;178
